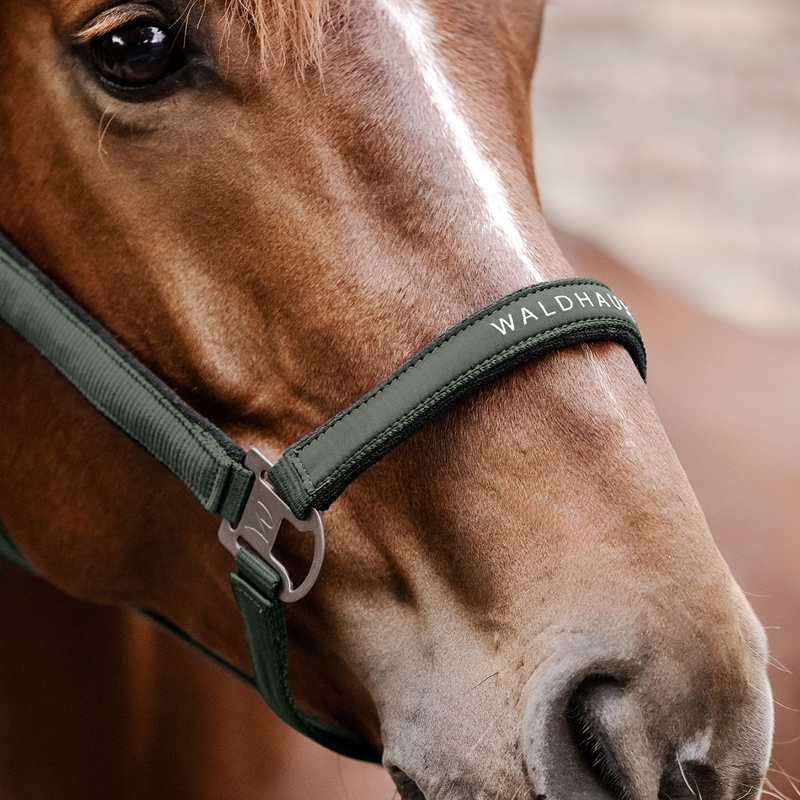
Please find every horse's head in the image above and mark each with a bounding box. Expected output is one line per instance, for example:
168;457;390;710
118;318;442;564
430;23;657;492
0;0;772;797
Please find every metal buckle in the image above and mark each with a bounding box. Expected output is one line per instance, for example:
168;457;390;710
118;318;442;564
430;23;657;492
218;448;325;602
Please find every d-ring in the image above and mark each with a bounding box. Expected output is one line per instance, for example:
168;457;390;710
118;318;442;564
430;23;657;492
218;448;325;602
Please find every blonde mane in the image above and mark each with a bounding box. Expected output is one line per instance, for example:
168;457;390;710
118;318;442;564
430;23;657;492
227;0;343;69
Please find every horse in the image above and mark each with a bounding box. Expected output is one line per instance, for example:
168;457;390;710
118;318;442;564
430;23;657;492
0;1;774;798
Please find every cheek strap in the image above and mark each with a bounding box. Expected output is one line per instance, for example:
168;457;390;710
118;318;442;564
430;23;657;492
230;547;380;761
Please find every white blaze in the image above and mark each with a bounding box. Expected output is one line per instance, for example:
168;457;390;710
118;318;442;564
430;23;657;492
376;0;543;282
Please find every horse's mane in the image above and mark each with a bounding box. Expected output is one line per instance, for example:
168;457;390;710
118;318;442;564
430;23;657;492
228;0;343;69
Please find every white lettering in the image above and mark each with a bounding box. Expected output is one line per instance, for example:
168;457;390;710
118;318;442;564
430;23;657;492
607;294;623;311
574;292;593;308
521;307;539;325
595;293;611;308
490;314;515;335
554;295;574;312
538;301;557;317
618;299;634;319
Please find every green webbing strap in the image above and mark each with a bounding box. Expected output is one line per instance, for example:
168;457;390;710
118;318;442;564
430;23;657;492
230;548;382;762
0;521;375;760
0;236;253;523
0;524;34;573
269;278;646;519
0;232;376;760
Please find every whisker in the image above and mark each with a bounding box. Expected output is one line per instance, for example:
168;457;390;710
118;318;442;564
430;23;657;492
195;0;208;29
732;785;756;800
762;776;797;800
489;771;509;799
489;747;525;800
695;775;705;800
174;0;200;47
761;789;792;800
466;704;509;758
678;758;697;796
769;764;800;795
468;718;501;757
772;734;800;746
507;785;522;800
482;741;523;799
97;109;116;160
767;656;793;675
747;681;800;713
469;671;500;692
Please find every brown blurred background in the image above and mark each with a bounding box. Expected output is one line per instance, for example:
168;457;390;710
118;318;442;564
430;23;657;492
533;0;800;782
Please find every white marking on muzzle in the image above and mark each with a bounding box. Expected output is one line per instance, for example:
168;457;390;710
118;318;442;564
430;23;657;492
376;0;543;282
678;729;713;763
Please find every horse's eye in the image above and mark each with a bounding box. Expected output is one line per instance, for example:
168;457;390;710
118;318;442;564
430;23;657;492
91;23;184;87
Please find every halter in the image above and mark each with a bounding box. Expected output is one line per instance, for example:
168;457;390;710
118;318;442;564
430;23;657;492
0;232;645;762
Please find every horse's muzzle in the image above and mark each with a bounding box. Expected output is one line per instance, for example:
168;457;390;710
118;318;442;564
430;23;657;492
522;629;773;800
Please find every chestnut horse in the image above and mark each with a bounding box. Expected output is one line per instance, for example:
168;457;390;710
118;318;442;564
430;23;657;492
0;1;774;798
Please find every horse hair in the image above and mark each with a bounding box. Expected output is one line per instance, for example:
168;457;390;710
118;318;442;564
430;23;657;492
227;0;348;70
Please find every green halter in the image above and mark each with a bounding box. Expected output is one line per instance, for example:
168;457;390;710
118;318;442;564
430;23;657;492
0;232;645;762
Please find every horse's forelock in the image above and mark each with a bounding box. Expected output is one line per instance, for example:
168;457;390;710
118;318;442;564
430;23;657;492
227;0;345;69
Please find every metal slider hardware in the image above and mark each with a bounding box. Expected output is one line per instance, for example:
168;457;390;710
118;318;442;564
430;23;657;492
218;448;325;602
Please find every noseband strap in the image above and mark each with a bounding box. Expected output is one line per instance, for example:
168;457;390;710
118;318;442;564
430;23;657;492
0;232;645;763
269;279;645;519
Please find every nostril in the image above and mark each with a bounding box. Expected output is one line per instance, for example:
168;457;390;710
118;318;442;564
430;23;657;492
524;636;772;800
658;761;723;800
387;765;426;800
567;675;630;799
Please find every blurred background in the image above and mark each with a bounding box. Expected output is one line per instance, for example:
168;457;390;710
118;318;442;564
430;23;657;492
534;0;800;334
532;0;800;781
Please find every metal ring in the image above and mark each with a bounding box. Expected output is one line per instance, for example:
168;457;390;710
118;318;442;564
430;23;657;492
218;448;325;602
